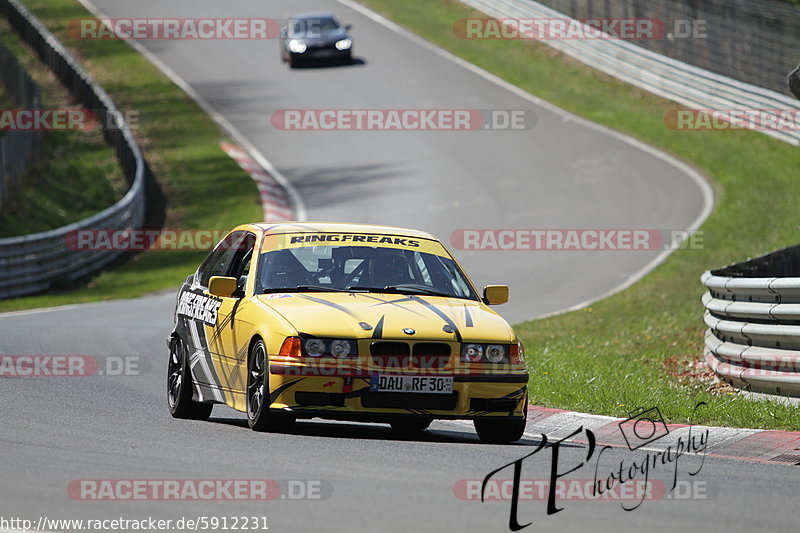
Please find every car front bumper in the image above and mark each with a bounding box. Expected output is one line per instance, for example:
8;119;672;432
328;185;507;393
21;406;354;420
268;364;529;420
290;47;351;63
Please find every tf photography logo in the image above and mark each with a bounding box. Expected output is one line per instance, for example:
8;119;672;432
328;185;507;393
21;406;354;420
475;403;709;531
618;407;669;451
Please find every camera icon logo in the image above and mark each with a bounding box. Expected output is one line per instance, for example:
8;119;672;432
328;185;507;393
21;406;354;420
618;407;669;450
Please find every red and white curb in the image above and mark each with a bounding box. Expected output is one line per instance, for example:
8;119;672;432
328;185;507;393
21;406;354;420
221;142;294;222
524;406;800;465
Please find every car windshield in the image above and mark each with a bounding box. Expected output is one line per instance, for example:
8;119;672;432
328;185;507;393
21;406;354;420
256;243;479;300
289;16;340;36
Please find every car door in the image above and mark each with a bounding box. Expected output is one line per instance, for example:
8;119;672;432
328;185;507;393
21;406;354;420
179;231;243;404
207;231;258;411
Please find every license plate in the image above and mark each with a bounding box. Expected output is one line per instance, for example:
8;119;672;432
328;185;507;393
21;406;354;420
370;375;453;394
312;49;335;57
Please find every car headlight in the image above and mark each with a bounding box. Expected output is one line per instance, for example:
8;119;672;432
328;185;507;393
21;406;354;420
300;338;358;358
304;338;325;357
485;345;505;363
288;40;307;53
330;339;352;359
335;38;352;50
461;343;513;363
461;343;484;363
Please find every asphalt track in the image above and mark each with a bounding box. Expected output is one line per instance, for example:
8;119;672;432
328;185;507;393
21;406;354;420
1;298;799;533
87;0;711;323
3;1;784;532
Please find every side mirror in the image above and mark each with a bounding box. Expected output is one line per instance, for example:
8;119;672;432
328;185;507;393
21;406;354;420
280;27;287;37
483;285;509;305
345;24;352;31
209;276;238;298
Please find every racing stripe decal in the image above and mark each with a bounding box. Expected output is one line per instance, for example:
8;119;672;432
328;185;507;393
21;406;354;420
187;317;225;403
372;315;385;339
501;386;528;399
409;296;462;343
367;295;426;316
463;305;474;328
297;294;359;317
269;377;305;404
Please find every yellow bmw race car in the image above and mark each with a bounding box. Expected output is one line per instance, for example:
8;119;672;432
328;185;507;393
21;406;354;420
167;222;529;443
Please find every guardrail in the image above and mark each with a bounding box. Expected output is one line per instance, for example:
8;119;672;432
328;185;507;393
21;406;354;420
0;39;43;211
0;0;146;300
530;0;800;99
459;0;800;146
702;246;800;397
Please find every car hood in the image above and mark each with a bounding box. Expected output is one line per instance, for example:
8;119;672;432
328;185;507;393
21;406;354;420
254;292;514;342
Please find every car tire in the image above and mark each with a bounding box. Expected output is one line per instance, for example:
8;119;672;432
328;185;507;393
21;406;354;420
288;56;297;68
474;417;526;444
247;339;295;432
167;336;213;420
474;399;528;444
390;416;433;434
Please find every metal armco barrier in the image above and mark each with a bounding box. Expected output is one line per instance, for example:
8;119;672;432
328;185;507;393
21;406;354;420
459;0;800;146
532;0;800;99
0;0;146;299
702;246;800;397
0;39;43;211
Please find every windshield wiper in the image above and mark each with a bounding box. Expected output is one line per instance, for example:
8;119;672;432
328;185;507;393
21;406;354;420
263;285;368;294
346;285;451;297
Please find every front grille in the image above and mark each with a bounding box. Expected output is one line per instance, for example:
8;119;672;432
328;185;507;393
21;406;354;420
370;342;451;369
362;391;458;410
412;343;451;369
371;342;410;368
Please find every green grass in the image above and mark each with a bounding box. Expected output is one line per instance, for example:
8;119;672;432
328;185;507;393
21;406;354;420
0;133;124;237
0;0;261;310
359;0;800;429
0;17;125;238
